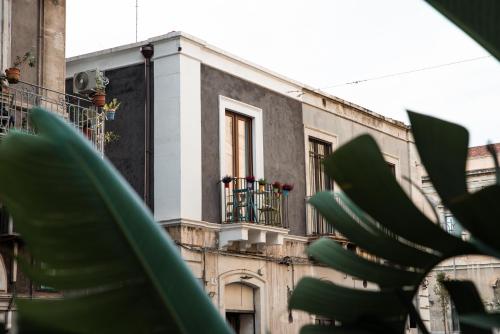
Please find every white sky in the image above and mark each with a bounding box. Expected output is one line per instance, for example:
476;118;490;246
67;0;500;146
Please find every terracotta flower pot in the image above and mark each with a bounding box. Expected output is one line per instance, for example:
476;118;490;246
5;68;20;84
92;93;106;107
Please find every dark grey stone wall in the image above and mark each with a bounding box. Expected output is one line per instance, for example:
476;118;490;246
65;63;153;206
200;65;306;236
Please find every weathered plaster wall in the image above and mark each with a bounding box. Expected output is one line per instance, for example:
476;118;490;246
42;0;65;93
10;0;38;84
11;0;65;92
200;65;306;235
424;258;500;333
164;224;375;334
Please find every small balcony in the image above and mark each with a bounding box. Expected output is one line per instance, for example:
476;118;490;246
219;177;290;249
0;79;104;153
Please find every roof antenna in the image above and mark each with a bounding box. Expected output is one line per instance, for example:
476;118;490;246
135;0;138;42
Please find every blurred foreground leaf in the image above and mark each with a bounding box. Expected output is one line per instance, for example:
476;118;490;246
0;108;232;334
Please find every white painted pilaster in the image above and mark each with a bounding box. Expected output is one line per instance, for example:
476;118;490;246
179;54;202;220
153;53;182;221
153;50;202;222
0;0;11;71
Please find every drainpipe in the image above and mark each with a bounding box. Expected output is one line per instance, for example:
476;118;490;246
37;0;44;86
140;44;153;208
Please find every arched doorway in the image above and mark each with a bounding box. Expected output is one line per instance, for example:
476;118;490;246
225;283;255;334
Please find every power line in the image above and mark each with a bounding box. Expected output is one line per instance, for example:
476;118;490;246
318;55;492;90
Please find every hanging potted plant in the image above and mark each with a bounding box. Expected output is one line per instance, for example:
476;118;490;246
92;70;108;108
246;175;255;190
282;183;294;196
222;175;233;189
258;178;267;192
103;98;121;120
5;51;36;84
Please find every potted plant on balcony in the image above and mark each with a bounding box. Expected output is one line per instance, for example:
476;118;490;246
92;70;108;108
282;183;294;196
245;175;255;190
104;131;120;145
103;98;121;120
221;175;233;189
5;51;36;84
258;178;267;192
272;181;281;195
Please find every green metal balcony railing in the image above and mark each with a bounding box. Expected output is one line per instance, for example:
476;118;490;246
221;178;289;228
0;79;104;153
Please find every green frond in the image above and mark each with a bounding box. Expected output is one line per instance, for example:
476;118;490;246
0;108;231;334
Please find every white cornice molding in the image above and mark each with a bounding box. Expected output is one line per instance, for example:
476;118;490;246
66;31;409;133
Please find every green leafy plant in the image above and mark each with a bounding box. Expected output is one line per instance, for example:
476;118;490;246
95;70;109;94
13;51;36;68
104;131;120;144
289;111;500;333
103;98;121;112
290;1;500;333
434;272;451;333
0;108;232;333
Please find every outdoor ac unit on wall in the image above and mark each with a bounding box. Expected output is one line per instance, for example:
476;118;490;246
73;70;98;95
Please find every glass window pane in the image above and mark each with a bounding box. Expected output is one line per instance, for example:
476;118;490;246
237;119;248;177
225;115;234;176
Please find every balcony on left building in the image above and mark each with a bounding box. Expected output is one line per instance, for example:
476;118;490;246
0;78;105;153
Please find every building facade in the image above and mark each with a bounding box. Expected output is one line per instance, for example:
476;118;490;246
66;32;423;334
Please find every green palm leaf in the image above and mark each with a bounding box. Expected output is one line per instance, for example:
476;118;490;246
442;281;492;333
425;0;500;60
291;2;500;332
0;108;232;333
290;111;500;333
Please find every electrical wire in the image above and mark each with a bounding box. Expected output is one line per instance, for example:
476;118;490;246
288;55;492;96
321;55;492;89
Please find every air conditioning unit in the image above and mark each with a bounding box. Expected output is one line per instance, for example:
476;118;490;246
73;70;98;95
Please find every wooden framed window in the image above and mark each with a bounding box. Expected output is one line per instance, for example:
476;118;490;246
225;111;253;178
307;137;334;235
308;137;334;195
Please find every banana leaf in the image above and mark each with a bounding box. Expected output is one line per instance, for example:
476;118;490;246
0;108;232;334
425;0;500;60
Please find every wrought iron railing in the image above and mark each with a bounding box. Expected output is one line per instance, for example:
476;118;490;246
221;178;289;228
0;79;104;153
306;195;336;236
